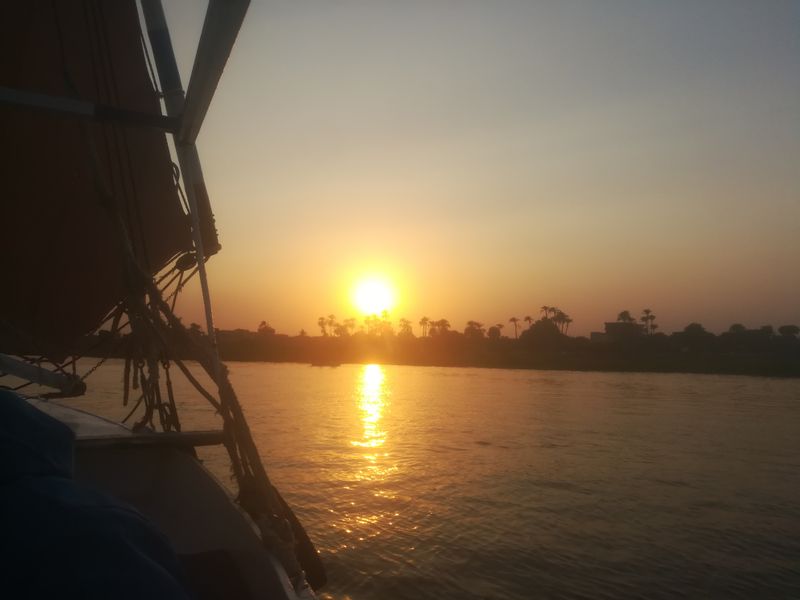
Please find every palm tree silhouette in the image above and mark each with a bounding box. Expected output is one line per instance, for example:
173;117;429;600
640;308;656;334
509;317;520;339
317;316;328;336
344;318;356;335
419;316;430;337
540;306;550;319
465;321;485;338
552;310;565;332
364;315;378;335
524;315;533;328
617;310;635;323
435;319;451;335
398;318;413;336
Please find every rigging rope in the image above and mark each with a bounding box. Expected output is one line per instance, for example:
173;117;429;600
140;30;162;97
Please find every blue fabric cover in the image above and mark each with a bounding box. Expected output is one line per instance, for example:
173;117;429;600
0;390;193;599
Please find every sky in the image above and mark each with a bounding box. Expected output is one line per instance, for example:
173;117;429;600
162;1;799;337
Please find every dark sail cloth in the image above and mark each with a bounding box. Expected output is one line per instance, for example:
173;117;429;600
0;0;198;360
0;390;193;599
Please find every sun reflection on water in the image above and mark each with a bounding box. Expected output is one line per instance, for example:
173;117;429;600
352;364;397;483
352;363;387;453
330;364;401;550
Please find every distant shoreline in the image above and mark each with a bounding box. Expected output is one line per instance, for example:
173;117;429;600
47;319;800;381
213;328;800;379
218;355;800;379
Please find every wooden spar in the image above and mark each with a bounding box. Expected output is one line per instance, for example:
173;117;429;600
76;430;226;449
0;354;86;396
179;0;250;145
0;86;179;131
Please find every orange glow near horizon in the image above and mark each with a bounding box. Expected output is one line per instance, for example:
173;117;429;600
166;4;800;336
352;278;397;316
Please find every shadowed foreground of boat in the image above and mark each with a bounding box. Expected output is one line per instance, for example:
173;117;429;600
0;390;191;599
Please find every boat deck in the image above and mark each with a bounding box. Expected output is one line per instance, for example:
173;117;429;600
27;397;225;448
21;396;309;600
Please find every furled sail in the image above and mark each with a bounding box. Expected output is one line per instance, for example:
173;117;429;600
0;1;216;359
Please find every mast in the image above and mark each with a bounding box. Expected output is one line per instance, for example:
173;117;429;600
139;0;241;382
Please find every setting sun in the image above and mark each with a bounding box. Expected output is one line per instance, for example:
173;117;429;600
353;278;396;316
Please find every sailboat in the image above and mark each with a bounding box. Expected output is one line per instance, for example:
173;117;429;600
0;1;325;598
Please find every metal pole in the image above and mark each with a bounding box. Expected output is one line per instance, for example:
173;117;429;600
139;0;222;381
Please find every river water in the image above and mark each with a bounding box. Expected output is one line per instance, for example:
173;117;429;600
62;361;800;599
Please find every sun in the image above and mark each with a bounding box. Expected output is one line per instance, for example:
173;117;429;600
353;278;396;315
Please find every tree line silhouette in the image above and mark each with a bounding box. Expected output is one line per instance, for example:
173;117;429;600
50;307;797;378
310;306;580;340
192;307;800;378
10;305;796;378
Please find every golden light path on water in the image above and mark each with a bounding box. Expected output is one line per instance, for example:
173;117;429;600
331;364;402;551
352;364;386;453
